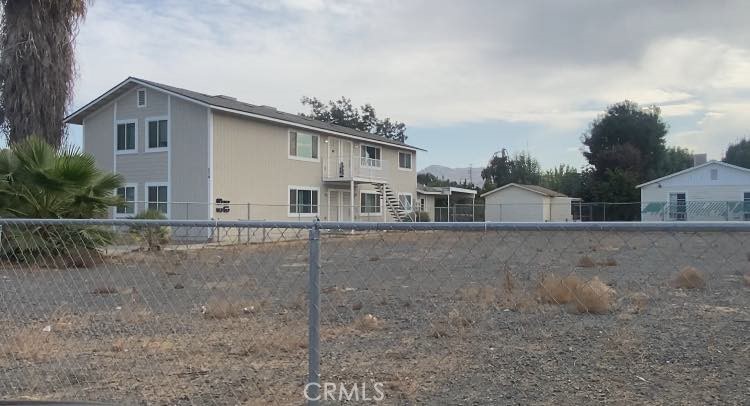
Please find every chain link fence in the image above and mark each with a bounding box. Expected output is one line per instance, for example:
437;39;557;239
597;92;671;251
1;219;749;404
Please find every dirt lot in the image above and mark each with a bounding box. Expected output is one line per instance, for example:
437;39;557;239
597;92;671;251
1;228;749;405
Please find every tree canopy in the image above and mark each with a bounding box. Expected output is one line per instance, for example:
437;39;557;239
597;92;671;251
723;138;750;169
581;100;669;203
0;0;89;147
480;150;542;190
300;96;407;142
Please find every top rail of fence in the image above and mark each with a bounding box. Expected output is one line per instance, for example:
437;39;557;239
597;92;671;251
3;217;750;232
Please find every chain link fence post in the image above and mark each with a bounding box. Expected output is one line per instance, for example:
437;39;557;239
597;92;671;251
307;220;321;405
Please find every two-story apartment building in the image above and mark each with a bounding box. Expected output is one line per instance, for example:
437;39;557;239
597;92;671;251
64;77;421;222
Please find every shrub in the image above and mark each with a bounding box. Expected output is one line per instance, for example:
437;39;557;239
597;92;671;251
0;137;122;264
672;266;706;289
537;274;582;304
129;210;170;251
570;277;616;314
577;256;596;268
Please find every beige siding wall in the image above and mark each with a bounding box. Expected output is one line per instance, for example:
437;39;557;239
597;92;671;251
549;197;574;221
484;187;544;221
211;111;418;222
170;98;209;220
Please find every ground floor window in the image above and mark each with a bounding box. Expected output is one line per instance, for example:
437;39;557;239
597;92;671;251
289;187;319;215
668;192;686;221
744;192;750;221
360;192;381;214
116;185;136;215
147;184;169;215
399;192;413;211
419;197;426;212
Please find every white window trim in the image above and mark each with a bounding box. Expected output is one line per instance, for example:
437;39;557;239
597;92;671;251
288;185;320;217
145;116;169;153
145;182;170;218
360;144;382;170
667;191;687;221
287;129;320;162
137;88;147;108
398;192;413;211
115;119;138;155
359;190;382;216
114;183;138;218
398;151;413;171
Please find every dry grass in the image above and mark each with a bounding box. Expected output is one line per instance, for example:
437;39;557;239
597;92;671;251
569;277;616;314
352;314;384;332
456;286;498;307
429;308;473;338
537;274;582;304
628;292;650;314
672;266;706;289
1;326;59;362
577;256;596;268
203;297;248;319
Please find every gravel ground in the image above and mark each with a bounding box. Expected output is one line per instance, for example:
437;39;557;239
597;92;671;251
1;228;749;405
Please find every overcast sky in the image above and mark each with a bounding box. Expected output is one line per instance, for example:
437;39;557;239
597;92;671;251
68;0;750;171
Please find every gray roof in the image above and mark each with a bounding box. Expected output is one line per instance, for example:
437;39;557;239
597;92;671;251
481;183;568;198
65;77;422;151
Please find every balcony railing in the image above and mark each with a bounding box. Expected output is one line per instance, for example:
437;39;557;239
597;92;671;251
323;156;389;182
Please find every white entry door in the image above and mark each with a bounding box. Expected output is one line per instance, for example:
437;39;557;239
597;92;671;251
329;190;352;221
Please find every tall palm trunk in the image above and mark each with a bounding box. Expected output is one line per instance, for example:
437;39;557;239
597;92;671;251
0;0;89;148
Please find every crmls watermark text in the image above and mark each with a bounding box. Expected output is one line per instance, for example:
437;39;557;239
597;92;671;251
304;382;385;402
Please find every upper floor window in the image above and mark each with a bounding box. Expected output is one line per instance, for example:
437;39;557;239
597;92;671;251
116;185;136;216
148;119;168;149
398;152;412;170
137;89;147;107
289;131;319;160
116;122;136;152
361;145;381;168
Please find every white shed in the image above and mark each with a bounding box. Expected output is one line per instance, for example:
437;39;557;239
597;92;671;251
481;183;575;222
637;160;750;221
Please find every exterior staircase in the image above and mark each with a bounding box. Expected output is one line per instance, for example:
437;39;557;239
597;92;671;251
376;183;413;222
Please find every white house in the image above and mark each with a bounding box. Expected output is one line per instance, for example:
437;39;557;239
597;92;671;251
481;183;576;222
637;160;750;221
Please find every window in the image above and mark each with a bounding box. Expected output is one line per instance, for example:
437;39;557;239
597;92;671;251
137;89;147;107
360;145;381;168
116;122;136;151
360;192;381;214
289;187;319;215
744;192;750;221
148;119;168;149
289;131;319;160
399;193;413;211
398;152;412;170
419;198;426;212
147;184;168;215
668;192;686;221
710;168;718;180
115;186;136;216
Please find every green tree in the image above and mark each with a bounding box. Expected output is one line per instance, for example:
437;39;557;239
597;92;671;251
659;146;693;175
582;101;668;203
300;96;407;142
723;138;750;169
541;164;582;197
481;149;542;189
0;0;90;147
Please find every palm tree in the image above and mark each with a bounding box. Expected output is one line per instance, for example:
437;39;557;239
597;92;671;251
0;137;122;263
0;0;90;147
0;136;122;218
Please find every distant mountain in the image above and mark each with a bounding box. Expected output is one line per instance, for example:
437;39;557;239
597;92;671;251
419;165;484;186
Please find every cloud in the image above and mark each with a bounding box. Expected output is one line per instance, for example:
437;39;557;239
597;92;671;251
70;0;750;163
